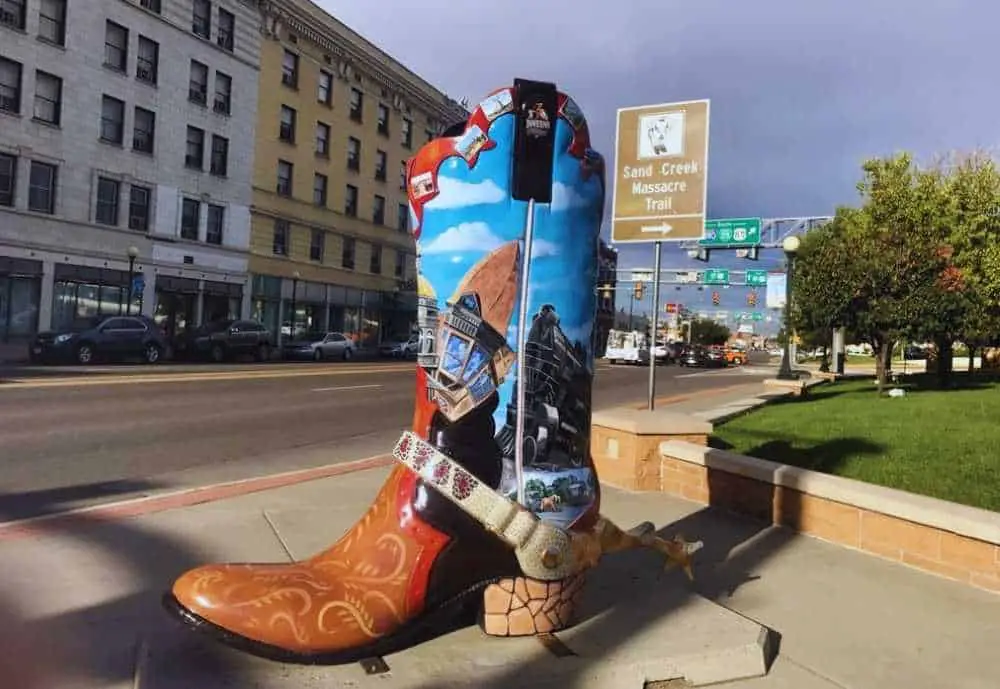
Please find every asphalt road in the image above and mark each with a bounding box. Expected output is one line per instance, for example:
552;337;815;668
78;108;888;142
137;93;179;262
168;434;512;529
0;358;773;522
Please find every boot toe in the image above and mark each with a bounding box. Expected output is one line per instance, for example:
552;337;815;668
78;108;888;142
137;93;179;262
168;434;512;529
171;562;326;652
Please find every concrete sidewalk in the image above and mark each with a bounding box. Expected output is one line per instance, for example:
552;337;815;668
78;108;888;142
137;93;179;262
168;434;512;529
1;466;998;688
1;382;998;688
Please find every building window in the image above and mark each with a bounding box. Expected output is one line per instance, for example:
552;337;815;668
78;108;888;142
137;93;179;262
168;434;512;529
349;87;362;121
342;236;355;269
216;7;234;52
401;118;412;148
425;128;434;144
281;50;298;88
189;60;208;105
32;70;62;126
377;103;389;136
192;0;211;39
206;204;224;244
0;153;15;207
128;184;151;231
399;161;406;190
139;0;161;13
185;126;205;169
0;58;21;114
373;195;385;225
309;228;324;262
28;161;57;214
370;244;382;274
100;95;125;144
213;71;231;114
315;121;330;157
279;105;296;142
210;135;228;176
136;36;159;85
0;0;26;30
95;177;120;226
272;219;288;255
276;160;293;196
180;198;200;240
38;0;66;46
313;173;327;206
346;137;360;171
344;184;357;216
132;106;155;154
397;203;408;233
395;250;405;278
104;21;128;72
318;70;332;105
374;150;387;182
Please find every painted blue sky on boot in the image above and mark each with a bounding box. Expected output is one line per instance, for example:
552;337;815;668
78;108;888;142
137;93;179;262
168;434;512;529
416;110;604;435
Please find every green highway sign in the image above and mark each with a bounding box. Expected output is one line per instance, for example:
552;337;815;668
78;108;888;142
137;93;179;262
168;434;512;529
702;268;730;285
752;312;763;322
745;269;768;286
700;217;762;247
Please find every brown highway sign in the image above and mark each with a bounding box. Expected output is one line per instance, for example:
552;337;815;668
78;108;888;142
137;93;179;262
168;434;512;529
610;99;710;243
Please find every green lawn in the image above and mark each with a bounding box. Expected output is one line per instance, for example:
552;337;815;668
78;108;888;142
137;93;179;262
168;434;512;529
711;375;1000;512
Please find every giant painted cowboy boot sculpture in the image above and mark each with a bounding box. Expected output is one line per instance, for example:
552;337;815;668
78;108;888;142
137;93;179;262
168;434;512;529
163;78;701;664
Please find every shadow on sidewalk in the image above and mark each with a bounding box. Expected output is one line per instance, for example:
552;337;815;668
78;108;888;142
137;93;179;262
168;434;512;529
0;481;259;688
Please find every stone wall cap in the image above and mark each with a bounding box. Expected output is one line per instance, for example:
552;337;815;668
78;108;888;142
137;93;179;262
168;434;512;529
659;440;1000;546
591;408;713;435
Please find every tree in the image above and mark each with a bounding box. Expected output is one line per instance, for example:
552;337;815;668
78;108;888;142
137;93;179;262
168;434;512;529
690;318;731;346
791;154;953;392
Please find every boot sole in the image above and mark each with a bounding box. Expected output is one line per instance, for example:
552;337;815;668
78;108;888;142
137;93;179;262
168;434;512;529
161;579;494;666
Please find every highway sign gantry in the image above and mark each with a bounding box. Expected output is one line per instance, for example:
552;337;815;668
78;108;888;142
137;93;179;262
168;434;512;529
611;99;710;243
699;217;762;247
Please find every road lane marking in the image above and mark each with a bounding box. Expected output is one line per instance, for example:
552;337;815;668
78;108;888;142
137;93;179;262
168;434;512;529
0;364;413;390
311;384;383;392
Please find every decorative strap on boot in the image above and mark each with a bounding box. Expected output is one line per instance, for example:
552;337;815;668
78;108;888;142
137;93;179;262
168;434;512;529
392;431;576;581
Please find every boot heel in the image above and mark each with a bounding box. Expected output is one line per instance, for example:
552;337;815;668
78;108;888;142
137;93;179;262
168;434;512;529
480;574;585;636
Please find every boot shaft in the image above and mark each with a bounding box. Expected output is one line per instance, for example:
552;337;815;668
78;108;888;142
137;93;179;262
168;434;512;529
407;79;606;529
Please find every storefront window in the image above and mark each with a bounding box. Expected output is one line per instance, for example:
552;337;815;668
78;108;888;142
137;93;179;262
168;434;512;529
204;294;239;322
360;309;380;347
252;299;280;338
51;280;139;331
0;276;41;340
343;306;360;343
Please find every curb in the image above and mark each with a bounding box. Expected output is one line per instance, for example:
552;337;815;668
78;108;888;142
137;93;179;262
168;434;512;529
0;453;392;542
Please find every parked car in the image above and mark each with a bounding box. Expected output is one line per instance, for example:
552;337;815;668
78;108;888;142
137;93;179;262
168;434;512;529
174;319;273;362
29;315;167;365
379;335;419;359
282;331;355;361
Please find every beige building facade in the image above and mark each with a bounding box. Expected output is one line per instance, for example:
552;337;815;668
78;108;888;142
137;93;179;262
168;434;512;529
250;0;466;346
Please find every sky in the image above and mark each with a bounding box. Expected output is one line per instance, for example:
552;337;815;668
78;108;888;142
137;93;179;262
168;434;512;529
317;0;996;330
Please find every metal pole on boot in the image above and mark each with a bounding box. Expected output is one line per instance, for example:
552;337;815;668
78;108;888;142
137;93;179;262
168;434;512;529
513;198;536;506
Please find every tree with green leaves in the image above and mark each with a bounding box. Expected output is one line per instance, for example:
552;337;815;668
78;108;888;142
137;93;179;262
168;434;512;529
689;318;731;346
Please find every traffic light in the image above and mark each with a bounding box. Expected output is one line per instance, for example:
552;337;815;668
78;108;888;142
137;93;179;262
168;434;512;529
634;282;644;300
747;291;757;307
711;291;721;306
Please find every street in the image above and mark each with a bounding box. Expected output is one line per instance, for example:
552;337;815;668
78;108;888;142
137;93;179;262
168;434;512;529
0;359;773;522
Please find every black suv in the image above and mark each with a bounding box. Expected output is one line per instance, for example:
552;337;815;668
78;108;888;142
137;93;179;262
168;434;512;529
30;315;167;365
175;319;273;362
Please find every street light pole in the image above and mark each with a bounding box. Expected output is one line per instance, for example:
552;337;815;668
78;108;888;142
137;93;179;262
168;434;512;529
125;245;139;316
776;235;801;380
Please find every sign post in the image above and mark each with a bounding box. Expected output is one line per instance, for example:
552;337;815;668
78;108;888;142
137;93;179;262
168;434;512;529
611;98;710;410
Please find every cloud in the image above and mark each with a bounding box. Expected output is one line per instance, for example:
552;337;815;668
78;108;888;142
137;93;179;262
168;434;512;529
550;182;590;211
422;221;502;254
532;239;559;257
424;176;506;210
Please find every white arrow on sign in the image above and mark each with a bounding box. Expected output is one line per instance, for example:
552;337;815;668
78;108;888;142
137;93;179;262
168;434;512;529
640;223;673;235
